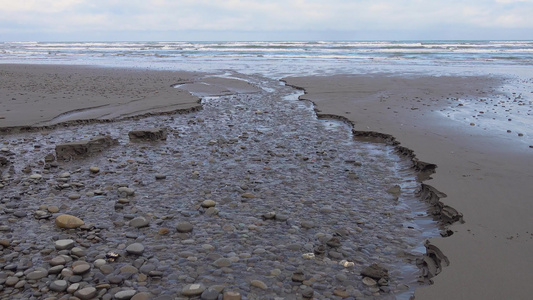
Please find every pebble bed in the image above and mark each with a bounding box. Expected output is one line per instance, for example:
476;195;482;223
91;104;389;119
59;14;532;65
0;74;439;299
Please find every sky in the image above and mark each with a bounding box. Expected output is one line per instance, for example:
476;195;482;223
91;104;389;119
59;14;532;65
1;0;532;41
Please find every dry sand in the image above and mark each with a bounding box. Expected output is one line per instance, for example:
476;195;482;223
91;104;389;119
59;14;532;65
284;74;533;299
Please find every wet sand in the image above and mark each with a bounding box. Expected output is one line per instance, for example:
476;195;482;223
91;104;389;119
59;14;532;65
0;64;259;129
283;74;533;299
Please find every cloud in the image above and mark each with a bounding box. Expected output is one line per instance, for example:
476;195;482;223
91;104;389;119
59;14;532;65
0;0;532;40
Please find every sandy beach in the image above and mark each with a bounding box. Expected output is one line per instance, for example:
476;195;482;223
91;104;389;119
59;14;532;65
1;64;532;299
284;74;533;299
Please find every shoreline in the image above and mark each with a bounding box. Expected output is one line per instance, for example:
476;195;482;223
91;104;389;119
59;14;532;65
283;74;533;299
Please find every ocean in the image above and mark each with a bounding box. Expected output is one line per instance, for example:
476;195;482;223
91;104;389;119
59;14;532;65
1;40;532;77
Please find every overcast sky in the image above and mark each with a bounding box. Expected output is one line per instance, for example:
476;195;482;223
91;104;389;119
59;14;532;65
1;0;532;41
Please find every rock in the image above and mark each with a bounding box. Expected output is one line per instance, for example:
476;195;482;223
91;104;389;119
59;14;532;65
55;214;84;229
300;220;315;229
182;283;206;296
223;291;242;300
71;247;86;257
0;239;10;247
115;290;137;300
129;128;167;142
201;200;216;208
89;166;100;173
118;187;136;196
326;237;342;248
29;174;42;180
291;271;305;282
5;276;19;286
44;153;56;162
155;173;167;180
72;263;91;275
361;264;389;280
55;239;75;250
250;280;267;290
74;286;97;300
333;288;350;298
129;216;149;228
50;280;68;292
302;287;314;298
387;185;401;196
26;268;48;280
201;287;220;300
131;292;152;300
126;243;145;255
213;258;232;268
241;192;256;199
13;211;26;218
56;136;117;160
362;277;377;286
176;222;193;233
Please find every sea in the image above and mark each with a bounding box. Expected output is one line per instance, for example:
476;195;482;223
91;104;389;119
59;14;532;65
1;40;532;146
1;40;532;77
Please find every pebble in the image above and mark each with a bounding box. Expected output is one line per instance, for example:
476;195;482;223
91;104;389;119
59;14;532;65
50;280;68;292
250;279;268;290
55;214;84;229
115;290;138;300
55;239;75;250
26;268;48;280
223;291;242;300
73;263;91;275
176;222;193;233
126;243;145;255
130;216;150;228
201;287;221;300
182;283;206;296
213;258;232;268
201;199;216;208
89;166;100;173
155;173;167;180
74;286;97;300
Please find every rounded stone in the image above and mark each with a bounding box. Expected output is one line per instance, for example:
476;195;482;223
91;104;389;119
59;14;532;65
26;268;48;280
74;286;97;300
115;290;137;300
201;288;220;300
89;166;100;173
176;222;193;233
50;256;67;266
223;291;241;300
201;200;216;208
155;173;167;180
129;216;149;228
126;243;145;255
55;239;75;250
73;263;91;275
182;284;206;296
250;280;268;290
50;280;68;292
213;258;232;268
55;214;84;229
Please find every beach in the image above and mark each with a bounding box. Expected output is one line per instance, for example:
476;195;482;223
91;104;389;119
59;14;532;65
284;74;533;299
0;63;532;299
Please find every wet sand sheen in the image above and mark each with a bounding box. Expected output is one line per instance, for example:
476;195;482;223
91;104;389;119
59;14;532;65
283;74;533;300
0;65;441;299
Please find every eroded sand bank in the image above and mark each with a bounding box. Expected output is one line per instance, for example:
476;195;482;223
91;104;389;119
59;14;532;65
283;74;533;300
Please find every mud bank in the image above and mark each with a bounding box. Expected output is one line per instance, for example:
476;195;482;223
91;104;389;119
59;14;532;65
283;74;533;300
